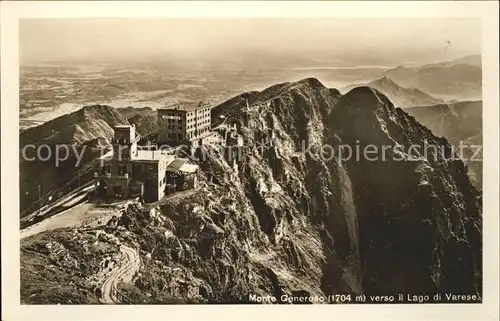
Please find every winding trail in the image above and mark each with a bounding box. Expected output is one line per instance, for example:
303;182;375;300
100;245;141;304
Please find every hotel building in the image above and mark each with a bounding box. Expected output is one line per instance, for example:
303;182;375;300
157;101;211;144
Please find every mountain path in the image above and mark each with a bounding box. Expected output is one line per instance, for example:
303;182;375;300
100;245;141;304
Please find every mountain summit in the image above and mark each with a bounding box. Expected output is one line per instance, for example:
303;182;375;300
328;85;481;294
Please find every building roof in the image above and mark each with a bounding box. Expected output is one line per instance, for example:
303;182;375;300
98;149;175;164
159;101;211;112
166;158;186;170
135;150;175;163
99;150;113;161
179;163;199;173
98;147;198;172
166;158;198;173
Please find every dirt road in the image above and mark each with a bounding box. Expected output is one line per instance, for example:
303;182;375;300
100;245;141;304
20;203;93;239
20;201;129;239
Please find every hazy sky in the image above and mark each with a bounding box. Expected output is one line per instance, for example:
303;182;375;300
20;18;481;65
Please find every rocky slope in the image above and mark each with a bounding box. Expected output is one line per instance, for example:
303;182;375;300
342;77;443;108
405;101;482;188
20;105;128;147
327;86;481;295
19;105;129;215
20;78;482;304
127;113;158;138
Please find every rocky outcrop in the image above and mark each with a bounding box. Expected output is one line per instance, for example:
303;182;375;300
328;87;481;295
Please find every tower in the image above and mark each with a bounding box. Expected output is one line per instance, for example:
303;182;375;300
112;125;138;161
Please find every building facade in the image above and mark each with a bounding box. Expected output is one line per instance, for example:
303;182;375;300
157;101;211;144
95;125;199;203
112;125;139;160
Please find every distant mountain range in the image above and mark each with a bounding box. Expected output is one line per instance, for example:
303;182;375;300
419;54;481;69
341;76;444;108
382;55;481;101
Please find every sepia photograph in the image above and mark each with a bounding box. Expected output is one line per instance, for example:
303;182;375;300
1;1;499;321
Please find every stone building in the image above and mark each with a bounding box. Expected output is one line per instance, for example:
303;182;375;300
157;101;211;145
95;125;199;203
